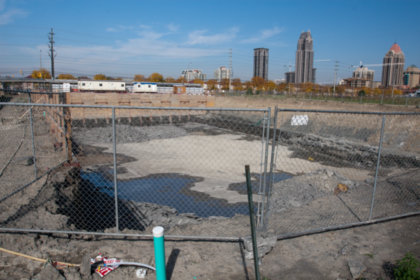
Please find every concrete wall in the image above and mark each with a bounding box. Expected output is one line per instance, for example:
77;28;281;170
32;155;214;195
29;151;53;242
65;92;215;119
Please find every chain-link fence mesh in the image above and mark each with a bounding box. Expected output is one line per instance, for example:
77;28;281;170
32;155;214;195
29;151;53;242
268;109;420;236
0;101;269;237
1;97;418;239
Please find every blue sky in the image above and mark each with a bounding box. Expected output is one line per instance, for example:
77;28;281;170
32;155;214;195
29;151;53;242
1;0;419;83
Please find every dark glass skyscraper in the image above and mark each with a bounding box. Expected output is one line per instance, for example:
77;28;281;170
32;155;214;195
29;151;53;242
381;43;405;87
253;48;269;80
295;31;314;83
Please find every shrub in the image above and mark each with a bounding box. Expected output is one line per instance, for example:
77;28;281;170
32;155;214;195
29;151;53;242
394;253;420;280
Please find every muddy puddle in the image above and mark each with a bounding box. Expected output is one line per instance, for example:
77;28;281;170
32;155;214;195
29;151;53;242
80;171;292;218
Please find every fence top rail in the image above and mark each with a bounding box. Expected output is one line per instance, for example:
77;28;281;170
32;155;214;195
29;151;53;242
0;102;269;112
277;108;420;116
2;89;64;95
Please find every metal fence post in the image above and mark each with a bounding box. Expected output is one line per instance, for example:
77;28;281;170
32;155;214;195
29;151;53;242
256;111;267;229
259;107;271;230
264;106;278;229
28;92;37;178
369;115;386;221
112;108;119;232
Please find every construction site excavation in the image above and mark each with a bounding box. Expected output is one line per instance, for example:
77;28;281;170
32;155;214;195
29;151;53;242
0;92;419;279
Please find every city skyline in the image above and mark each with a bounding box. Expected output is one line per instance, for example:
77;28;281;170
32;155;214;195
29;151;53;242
0;0;419;83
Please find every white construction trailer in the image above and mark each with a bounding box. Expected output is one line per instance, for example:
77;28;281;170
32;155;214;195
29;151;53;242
132;82;158;93
78;81;126;92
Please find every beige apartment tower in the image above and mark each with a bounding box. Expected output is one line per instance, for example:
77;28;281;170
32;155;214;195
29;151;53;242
381;43;405;87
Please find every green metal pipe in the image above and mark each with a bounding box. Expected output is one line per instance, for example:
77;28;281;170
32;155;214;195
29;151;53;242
153;226;167;280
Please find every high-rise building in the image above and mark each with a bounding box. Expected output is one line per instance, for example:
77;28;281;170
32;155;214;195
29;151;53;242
253;48;269;80
295;31;315;84
181;69;206;82
285;72;295;83
344;66;375;88
403;65;420;88
381;43;405;88
214;66;231;82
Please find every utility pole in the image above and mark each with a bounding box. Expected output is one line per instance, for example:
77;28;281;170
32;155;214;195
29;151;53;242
40;50;42;69
48;28;56;79
333;60;339;95
229;48;232;91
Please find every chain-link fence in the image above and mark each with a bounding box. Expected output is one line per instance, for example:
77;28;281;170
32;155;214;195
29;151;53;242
0;93;67;226
1;94;419;239
268;108;420;237
0;99;270;238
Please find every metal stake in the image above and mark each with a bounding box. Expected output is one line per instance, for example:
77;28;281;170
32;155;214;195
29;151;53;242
264;106;278;228
260;107;271;230
369;115;386;220
28;92;37;178
112;108;119;232
245;165;261;280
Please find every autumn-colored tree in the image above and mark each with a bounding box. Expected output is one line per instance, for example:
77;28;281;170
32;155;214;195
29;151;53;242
276;83;287;93
373;88;382;95
394;89;403;95
231;78;242;91
57;73;76;80
175;76;186;83
165;76;176;83
251;76;265;90
94;74;107;80
301;82;314;93
149;73;164;82
31;68;51;79
360;87;372;95
335;85;345;94
206;79;217;90
134;74;145;82
264;80;276;92
220;78;229;90
243;81;252;90
192;79;204;85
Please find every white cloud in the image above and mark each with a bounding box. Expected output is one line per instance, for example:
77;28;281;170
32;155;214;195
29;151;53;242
0;8;26;25
241;27;283;43
167;23;179;32
187;27;239;45
106;24;136;32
